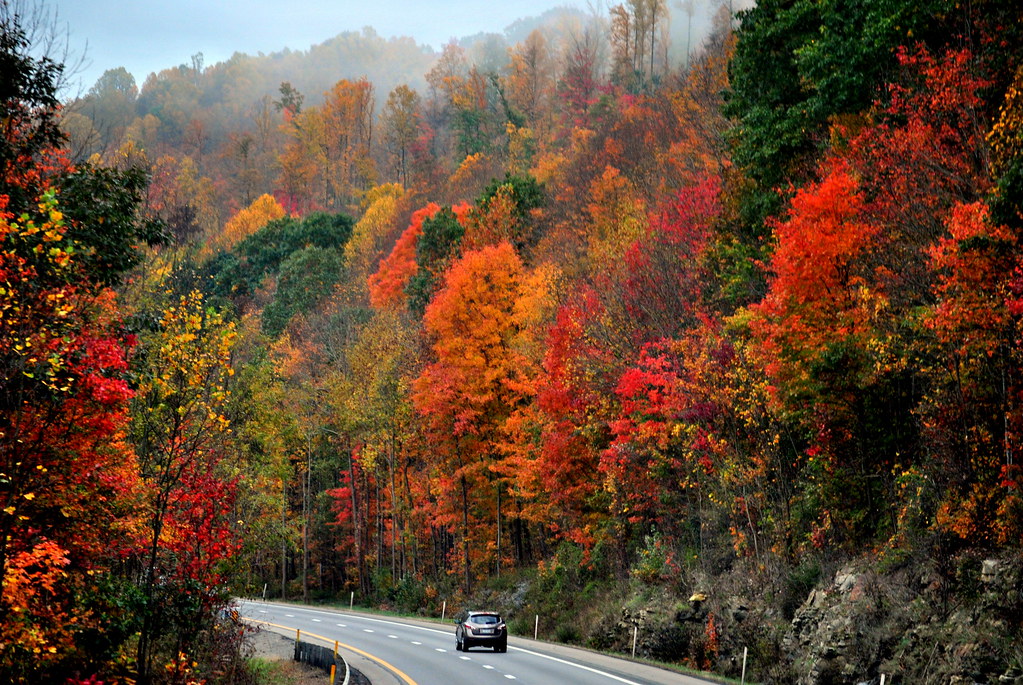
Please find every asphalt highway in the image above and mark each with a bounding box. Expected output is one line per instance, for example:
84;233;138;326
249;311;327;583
238;599;718;685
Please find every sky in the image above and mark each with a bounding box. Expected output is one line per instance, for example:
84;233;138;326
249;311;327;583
47;0;578;93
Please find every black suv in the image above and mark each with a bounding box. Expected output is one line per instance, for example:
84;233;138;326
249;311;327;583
455;611;507;652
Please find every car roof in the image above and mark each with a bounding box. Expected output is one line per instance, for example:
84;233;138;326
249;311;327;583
467;611;501;616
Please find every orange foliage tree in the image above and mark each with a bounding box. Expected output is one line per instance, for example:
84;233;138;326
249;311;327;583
413;241;538;591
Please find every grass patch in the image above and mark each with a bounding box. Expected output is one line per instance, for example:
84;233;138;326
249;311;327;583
246;658;292;685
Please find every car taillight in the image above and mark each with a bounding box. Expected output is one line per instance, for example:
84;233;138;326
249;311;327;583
464;623;474;633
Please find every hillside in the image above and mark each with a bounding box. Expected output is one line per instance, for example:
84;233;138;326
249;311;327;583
3;0;1023;682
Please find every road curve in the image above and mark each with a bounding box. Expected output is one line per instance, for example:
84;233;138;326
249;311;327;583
238;600;718;685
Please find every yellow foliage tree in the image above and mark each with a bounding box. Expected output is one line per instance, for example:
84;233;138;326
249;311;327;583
216;193;286;253
586;165;647;268
346;183;405;287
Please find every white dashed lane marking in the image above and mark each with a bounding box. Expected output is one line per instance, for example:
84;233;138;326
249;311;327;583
363;629;374;633
241;601;645;685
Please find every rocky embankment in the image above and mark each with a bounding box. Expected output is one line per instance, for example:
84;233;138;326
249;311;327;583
585;555;1022;684
781;557;1022;684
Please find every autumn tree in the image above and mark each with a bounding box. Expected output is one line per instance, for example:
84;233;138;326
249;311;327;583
70;67;138;159
129;290;240;682
0;192;141;681
609;5;634;87
220;130;270;208
0;14;160;679
223;326;302;601
748;162;904;546
725;0;954;229
146;154;219;243
345;183;405;293
413;242;538;591
557;27;603;131
382;85;421;188
368;201;441;309
917;202;1021;544
405;204;469;315
508;288;614;554
217;192;286;252
583;165;647;270
326;306;421;590
452;66;501;159
275;83;319;214
505;30;555;129
465;173;545;253
320;78;376;210
425;41;469;124
662;13;733;189
609;0;668;89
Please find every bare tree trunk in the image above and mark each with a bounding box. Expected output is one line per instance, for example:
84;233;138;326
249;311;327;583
349;450;364;597
376;478;383;576
403;462;418;577
281;485;287;600
496;485;502;577
389;436;397;581
461;474;471;595
302;440;310;604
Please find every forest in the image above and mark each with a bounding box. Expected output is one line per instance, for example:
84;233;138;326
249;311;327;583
3;0;1023;682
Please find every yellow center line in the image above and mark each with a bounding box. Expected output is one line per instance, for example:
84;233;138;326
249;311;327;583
243;616;418;685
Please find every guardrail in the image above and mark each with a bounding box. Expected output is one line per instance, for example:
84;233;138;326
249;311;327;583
244;614;414;685
294;639;349;685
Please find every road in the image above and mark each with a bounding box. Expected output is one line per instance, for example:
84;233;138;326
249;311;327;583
238;600;718;685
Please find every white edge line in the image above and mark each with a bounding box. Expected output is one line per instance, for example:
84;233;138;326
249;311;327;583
508;645;643;685
241;600;645;685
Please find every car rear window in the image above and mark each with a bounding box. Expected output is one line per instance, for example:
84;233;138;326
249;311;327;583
471;614;500;624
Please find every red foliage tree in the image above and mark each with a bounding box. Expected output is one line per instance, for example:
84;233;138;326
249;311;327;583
368;202;441;308
925;201;1023;544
